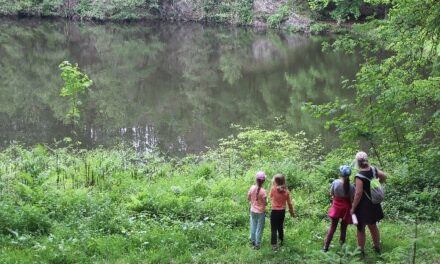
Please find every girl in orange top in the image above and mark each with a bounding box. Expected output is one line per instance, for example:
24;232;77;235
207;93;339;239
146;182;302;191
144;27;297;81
270;174;295;251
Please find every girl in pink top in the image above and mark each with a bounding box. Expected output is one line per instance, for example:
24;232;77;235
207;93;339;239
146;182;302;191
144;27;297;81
247;171;267;249
323;165;354;252
270;174;295;251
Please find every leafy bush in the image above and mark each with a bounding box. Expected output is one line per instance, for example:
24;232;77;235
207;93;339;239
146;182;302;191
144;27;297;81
309;22;332;34
0;202;51;235
308;0;364;22
267;4;291;28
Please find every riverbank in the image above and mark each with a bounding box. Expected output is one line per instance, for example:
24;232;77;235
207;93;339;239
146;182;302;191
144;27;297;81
0;128;439;263
0;0;316;32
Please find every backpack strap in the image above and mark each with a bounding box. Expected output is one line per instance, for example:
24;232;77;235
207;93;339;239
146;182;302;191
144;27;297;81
355;173;371;181
355;173;373;201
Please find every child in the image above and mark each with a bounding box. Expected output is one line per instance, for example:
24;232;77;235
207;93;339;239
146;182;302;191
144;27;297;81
247;171;267;249
270;174;295;251
323;165;355;252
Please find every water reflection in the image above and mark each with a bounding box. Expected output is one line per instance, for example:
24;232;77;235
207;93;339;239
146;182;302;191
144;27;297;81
0;18;361;154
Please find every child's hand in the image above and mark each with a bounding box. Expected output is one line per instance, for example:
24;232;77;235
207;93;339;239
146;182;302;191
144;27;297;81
290;209;296;218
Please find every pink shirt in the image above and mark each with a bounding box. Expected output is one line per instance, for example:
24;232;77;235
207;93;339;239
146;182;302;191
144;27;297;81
248;185;267;213
270;186;292;210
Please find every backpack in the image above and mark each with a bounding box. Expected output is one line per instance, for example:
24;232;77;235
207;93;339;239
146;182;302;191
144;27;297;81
356;167;384;204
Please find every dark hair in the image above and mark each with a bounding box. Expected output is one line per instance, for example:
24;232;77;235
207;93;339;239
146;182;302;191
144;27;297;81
343;176;350;196
256;178;264;200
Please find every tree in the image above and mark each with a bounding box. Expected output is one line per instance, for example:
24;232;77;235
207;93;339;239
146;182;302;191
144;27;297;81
59;61;93;125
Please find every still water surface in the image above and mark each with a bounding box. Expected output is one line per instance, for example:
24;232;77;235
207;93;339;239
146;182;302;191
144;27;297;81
0;18;361;155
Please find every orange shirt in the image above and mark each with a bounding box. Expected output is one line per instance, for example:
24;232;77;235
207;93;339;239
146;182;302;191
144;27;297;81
270;186;292;210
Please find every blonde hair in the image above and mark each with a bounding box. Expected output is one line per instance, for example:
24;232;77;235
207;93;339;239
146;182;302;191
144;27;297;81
355;151;369;169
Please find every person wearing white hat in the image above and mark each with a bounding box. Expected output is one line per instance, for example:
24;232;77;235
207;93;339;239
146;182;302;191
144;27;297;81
350;151;387;255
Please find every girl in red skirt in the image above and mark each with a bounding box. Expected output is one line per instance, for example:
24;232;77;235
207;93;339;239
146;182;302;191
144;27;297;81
323;165;355;252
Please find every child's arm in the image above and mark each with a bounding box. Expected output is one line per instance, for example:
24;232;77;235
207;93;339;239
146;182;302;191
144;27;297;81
247;188;252;202
287;192;296;217
330;180;335;198
376;168;387;184
350;178;363;215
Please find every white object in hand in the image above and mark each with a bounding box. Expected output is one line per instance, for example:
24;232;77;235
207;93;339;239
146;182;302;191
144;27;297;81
352;214;358;225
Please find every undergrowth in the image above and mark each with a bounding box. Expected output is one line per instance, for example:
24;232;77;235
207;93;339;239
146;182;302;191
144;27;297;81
0;127;438;263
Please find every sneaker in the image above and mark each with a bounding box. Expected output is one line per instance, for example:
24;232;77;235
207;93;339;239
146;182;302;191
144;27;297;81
356;247;365;257
272;245;278;251
322;247;329;253
253;245;260;250
250;240;255;247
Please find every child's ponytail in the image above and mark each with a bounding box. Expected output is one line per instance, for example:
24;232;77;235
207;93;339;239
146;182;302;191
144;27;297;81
256;179;264;200
339;165;352;197
255;171;266;200
343;176;350;196
273;174;287;193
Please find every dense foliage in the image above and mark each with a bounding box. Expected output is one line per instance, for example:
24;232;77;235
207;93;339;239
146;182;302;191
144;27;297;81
0;0;270;24
0;129;439;263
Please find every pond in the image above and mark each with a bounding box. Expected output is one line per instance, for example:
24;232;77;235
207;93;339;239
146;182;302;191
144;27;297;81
0;18;361;155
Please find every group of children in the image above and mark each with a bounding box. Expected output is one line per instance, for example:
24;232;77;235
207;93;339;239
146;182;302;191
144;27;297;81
247;166;354;252
247;172;295;251
248;151;386;254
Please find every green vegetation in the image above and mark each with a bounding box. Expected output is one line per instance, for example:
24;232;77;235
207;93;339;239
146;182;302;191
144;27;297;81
309;22;332;34
0;0;160;20
308;0;387;22
0;0;439;263
0;0;389;31
59;61;93;125
307;0;440;221
267;4;291;28
0;128;439;263
0;0;258;24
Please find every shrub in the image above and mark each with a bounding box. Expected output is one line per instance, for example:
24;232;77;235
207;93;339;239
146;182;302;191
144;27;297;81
0;202;51;235
267;5;291;28
309;22;332;34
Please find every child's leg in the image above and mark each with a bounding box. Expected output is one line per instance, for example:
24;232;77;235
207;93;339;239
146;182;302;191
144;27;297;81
339;220;348;244
278;210;285;244
367;224;381;249
270;210;278;245
356;224;366;251
324;218;339;250
255;213;265;247
250;211;258;244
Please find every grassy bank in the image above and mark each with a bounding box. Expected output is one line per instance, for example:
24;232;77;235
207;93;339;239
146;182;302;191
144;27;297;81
0;128;438;263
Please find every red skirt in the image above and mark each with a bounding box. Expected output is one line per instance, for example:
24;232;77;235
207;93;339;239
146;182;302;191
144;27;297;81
328;197;352;224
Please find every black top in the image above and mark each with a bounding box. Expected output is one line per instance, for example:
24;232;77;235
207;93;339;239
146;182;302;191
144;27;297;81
354;167;384;225
357;167;377;199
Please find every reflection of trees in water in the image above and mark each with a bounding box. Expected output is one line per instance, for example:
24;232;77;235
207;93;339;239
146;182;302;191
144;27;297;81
0;18;360;154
